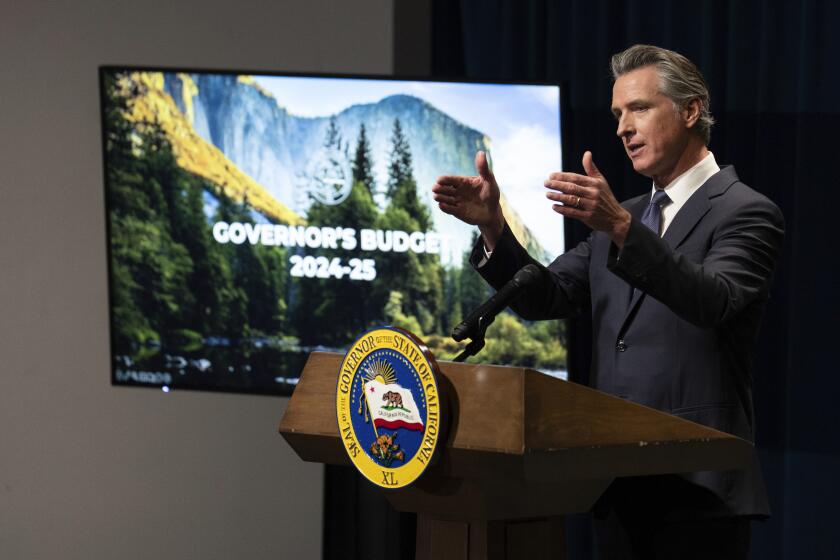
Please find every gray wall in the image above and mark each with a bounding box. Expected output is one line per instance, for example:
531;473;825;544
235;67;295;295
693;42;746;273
0;1;392;558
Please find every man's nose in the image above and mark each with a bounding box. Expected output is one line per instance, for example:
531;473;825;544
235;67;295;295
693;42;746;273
616;114;634;138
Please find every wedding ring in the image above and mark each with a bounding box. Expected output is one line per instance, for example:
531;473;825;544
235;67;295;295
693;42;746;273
574;195;581;208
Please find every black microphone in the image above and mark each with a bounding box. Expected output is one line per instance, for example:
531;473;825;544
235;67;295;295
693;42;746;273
452;264;541;342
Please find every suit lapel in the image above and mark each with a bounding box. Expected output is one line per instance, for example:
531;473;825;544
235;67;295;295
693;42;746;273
627;192;651;221
662;166;738;249
662;186;711;249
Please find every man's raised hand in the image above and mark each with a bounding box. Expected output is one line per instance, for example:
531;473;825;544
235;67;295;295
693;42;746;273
432;151;506;249
544;151;632;247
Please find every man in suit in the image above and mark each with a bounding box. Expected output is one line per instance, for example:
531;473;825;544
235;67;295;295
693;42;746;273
432;44;784;559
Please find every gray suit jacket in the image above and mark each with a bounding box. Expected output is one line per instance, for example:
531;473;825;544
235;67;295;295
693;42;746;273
471;166;784;517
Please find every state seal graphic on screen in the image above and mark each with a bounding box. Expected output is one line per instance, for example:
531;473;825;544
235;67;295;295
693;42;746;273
336;327;442;489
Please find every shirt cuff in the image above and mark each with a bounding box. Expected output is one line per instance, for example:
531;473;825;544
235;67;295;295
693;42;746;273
475;242;492;268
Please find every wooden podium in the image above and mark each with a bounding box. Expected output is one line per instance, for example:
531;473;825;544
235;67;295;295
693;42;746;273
279;352;753;560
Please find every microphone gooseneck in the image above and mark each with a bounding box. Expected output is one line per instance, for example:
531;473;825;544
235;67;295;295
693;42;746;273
451;264;541;361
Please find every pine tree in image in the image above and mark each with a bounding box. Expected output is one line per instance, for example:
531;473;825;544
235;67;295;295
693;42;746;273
352;123;376;197
386;118;412;198
385;118;430;231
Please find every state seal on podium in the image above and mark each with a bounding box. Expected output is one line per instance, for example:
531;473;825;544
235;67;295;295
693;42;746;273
335;327;442;489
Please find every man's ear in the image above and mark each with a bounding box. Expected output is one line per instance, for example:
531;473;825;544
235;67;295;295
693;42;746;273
683;98;701;129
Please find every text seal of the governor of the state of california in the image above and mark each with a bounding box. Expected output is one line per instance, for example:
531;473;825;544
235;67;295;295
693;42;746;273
336;326;442;489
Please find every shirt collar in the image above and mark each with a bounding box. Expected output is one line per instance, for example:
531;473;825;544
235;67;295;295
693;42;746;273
652;152;719;207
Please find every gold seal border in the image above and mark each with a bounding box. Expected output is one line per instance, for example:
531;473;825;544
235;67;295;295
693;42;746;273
335;326;442;489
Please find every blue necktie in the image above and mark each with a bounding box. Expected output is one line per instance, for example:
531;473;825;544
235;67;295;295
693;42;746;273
641;189;671;235
631;189;671;302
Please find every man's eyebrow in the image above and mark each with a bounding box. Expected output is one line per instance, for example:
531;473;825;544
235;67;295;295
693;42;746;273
611;97;651;118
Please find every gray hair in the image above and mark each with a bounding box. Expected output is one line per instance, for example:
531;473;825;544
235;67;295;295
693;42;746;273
610;44;714;145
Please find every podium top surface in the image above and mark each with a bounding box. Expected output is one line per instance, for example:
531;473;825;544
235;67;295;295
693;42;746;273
279;352;752;480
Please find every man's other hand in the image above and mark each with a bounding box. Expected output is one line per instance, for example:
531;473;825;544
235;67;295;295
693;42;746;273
544;151;632;248
432;151;506;250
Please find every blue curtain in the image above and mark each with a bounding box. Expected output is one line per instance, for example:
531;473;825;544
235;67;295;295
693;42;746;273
432;1;840;558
